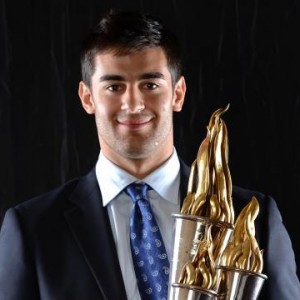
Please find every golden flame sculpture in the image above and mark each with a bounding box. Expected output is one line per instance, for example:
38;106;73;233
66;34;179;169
180;104;234;224
221;196;264;273
177;104;264;292
178;224;217;290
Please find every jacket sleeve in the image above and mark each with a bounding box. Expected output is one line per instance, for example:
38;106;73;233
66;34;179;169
0;208;40;300
261;196;300;300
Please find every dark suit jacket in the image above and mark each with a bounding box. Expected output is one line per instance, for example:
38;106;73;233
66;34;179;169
0;162;299;300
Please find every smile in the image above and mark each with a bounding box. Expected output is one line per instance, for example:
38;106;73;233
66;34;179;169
117;119;151;129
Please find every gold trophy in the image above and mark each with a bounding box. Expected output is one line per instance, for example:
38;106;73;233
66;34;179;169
168;105;267;300
216;196;267;300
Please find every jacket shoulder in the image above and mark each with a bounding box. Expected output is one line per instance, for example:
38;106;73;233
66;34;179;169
8;168;98;223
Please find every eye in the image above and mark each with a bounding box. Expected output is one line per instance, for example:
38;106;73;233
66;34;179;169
107;84;123;92
144;82;159;90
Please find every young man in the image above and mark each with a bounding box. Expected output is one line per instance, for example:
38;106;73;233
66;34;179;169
0;9;299;300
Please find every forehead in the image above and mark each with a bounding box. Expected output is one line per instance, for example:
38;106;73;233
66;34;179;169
92;47;171;79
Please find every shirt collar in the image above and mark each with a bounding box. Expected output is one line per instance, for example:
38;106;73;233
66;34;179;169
96;149;180;207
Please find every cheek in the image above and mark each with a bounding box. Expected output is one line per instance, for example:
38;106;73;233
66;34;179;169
161;97;175;112
153;101;174;125
91;88;120;114
93;98;117;116
154;92;174;110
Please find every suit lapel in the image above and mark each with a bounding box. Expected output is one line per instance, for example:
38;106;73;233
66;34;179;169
63;160;191;299
64;169;127;300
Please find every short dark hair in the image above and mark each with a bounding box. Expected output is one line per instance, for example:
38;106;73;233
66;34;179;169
80;9;182;87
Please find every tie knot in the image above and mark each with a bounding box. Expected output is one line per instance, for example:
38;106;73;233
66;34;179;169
126;182;150;203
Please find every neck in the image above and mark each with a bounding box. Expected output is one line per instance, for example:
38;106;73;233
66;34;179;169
102;148;174;179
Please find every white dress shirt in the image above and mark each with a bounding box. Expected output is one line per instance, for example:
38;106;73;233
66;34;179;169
95;149;181;300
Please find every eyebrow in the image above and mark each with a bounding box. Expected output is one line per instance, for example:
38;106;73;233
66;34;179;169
98;72;165;82
140;72;165;80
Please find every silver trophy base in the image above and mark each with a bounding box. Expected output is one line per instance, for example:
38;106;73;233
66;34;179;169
216;266;267;300
171;283;221;300
168;214;234;300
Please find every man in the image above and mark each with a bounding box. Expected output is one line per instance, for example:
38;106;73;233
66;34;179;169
0;9;299;300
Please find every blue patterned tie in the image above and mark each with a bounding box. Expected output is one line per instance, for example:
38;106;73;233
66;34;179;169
126;182;170;300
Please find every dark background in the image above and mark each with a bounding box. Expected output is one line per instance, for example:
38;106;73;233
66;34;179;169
1;0;299;278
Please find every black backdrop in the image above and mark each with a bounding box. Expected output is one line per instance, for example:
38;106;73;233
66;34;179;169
1;0;299;278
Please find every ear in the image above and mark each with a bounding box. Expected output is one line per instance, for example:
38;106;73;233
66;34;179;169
78;81;95;114
172;76;186;112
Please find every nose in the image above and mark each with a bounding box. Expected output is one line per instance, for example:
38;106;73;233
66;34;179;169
121;87;145;113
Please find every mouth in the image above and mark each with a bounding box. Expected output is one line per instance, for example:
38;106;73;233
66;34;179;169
117;118;152;129
117;114;153;130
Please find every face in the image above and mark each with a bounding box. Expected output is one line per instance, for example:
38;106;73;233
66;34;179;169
79;47;186;165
